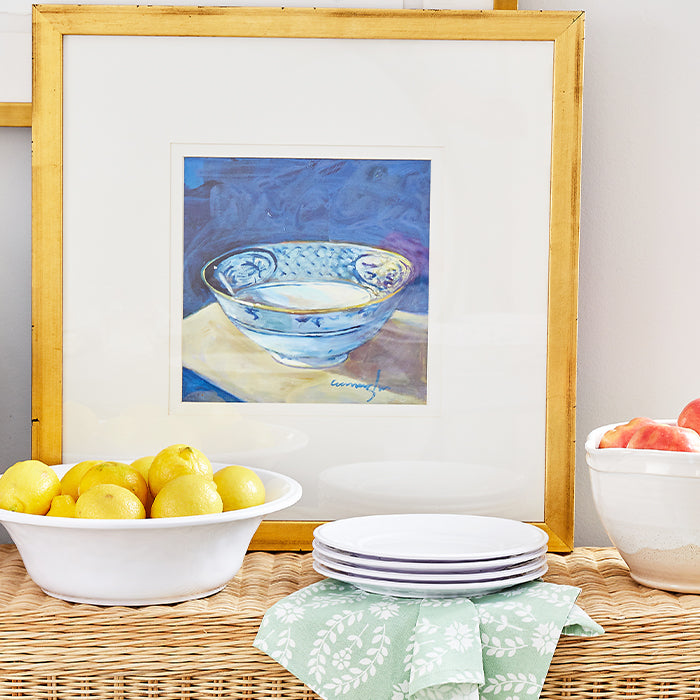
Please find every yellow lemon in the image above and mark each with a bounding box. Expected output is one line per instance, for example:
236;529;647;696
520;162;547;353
213;465;266;511
130;456;156;514
60;460;104;500
130;455;155;483
148;444;213;497
46;494;76;517
0;460;61;515
150;474;223;518
78;461;149;507
75;484;146;519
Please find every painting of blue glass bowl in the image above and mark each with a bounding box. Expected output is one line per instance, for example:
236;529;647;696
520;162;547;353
202;241;414;368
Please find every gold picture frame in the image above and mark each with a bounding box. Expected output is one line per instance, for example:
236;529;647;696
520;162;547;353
0;103;32;127
31;4;583;552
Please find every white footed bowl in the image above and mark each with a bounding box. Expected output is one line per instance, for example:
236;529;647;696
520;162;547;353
586;422;700;593
0;465;301;606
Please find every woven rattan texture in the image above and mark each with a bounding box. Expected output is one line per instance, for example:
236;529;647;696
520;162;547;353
0;545;698;699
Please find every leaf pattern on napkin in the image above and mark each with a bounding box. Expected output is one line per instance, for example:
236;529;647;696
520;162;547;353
481;673;540;697
254;579;604;700
322;623;392;695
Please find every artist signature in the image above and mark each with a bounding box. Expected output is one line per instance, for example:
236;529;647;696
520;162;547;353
330;370;391;403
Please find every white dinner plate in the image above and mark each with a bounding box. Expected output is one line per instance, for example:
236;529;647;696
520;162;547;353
313;514;549;562
312;559;549;598
313;539;548;573
312;550;547;583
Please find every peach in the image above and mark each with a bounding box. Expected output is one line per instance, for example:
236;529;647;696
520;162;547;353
627;422;700;452
599;417;656;448
678;398;700;435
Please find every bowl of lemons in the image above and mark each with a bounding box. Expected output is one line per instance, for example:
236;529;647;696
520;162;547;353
0;444;302;605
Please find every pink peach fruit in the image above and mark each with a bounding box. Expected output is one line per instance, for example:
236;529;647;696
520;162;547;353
599;417;656;448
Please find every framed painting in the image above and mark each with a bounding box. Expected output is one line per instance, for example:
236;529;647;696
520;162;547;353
32;5;584;551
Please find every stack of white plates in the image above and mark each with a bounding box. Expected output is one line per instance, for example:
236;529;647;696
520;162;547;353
312;514;549;598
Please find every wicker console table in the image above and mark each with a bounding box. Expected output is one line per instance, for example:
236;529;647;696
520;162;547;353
0;546;698;699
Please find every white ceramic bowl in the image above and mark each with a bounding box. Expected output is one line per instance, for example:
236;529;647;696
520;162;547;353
0;465;302;606
586;422;700;593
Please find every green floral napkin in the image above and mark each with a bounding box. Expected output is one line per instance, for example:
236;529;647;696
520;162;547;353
254;578;603;700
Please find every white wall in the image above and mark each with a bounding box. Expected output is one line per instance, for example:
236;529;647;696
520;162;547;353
519;0;700;546
3;0;700;546
0;127;31;543
0;128;31;463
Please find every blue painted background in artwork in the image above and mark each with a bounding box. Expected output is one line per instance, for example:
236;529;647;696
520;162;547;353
182;367;241;403
182;157;431;318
